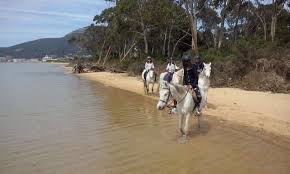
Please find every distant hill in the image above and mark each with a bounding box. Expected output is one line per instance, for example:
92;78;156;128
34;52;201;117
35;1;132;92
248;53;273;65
0;28;87;59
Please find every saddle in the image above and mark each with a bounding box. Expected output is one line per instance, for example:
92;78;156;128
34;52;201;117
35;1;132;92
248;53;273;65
143;70;149;80
144;70;157;82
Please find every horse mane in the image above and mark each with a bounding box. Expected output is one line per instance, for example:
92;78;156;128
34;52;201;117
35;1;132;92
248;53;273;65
175;69;184;76
199;68;206;77
170;84;186;94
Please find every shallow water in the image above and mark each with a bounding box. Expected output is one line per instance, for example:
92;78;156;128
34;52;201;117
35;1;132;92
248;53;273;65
0;63;289;174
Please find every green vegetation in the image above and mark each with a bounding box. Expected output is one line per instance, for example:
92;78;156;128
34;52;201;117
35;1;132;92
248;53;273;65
71;0;290;93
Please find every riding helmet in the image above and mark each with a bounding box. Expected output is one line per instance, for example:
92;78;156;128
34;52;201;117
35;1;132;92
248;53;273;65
194;55;202;60
181;55;192;62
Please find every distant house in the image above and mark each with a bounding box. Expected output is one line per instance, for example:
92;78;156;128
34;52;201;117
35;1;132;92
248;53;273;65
42;55;58;62
12;59;26;63
42;55;52;62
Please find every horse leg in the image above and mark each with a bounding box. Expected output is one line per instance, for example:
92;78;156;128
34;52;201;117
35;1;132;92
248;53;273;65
143;81;147;95
146;82;149;94
151;82;154;93
199;89;205;110
179;114;185;135
197;114;201;128
204;89;208;109
184;113;191;137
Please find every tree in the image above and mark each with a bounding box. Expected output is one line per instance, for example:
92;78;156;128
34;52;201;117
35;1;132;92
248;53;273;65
270;0;287;42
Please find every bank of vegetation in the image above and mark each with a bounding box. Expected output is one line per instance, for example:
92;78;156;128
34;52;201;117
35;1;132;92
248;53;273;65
69;0;290;93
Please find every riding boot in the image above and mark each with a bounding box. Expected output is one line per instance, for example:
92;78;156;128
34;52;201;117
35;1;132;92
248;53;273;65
169;100;178;114
196;96;202;110
172;100;177;113
193;87;202;112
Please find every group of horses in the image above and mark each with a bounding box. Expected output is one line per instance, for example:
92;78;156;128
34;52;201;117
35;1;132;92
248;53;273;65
142;63;212;138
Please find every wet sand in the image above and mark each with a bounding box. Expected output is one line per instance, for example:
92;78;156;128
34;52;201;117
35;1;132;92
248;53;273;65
79;72;290;137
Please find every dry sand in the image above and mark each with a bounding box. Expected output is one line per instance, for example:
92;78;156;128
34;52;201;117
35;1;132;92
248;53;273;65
77;71;290;137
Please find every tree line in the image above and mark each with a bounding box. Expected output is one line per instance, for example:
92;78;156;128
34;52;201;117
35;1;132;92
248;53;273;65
70;0;290;64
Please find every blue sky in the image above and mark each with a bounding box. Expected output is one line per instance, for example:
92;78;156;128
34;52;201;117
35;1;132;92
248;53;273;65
0;0;111;47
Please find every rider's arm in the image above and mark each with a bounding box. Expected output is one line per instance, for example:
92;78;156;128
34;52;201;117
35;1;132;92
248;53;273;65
151;63;155;69
166;64;169;71
197;63;204;73
175;65;179;70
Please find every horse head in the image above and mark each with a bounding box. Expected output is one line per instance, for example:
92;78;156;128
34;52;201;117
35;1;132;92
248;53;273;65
157;81;171;110
148;69;155;79
202;62;211;78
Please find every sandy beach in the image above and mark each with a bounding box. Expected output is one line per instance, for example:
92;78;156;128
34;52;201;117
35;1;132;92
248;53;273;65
77;71;290;137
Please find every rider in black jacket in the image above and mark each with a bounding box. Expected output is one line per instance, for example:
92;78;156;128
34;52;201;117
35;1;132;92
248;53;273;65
182;55;204;111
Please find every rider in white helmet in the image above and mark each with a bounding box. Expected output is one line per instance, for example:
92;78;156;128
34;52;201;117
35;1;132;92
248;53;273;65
165;57;179;83
143;56;155;80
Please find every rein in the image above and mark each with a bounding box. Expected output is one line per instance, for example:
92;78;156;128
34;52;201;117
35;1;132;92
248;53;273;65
159;85;189;105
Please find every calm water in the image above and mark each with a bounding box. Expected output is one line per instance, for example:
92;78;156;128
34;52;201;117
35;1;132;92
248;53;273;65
0;63;289;174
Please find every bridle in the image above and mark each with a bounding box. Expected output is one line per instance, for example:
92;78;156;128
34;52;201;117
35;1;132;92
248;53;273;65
159;85;189;105
158;86;171;104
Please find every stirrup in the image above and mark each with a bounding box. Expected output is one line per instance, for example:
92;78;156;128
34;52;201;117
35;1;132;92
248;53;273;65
195;109;201;116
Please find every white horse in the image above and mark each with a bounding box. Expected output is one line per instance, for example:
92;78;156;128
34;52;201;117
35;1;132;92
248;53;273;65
142;69;156;94
160;63;211;112
157;82;200;137
198;63;211;109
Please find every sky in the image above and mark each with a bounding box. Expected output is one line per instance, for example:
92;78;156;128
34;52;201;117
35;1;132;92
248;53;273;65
0;0;111;47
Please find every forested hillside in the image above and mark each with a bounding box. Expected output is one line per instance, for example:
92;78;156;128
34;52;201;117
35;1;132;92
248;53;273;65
71;0;290;92
0;28;86;58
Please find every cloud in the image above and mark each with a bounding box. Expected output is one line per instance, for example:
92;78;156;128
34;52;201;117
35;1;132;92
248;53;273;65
0;7;91;20
0;0;109;47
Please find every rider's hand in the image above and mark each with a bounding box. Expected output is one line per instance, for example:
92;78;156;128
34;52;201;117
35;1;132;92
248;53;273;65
184;85;191;90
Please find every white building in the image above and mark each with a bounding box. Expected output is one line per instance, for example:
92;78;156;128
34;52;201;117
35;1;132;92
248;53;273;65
42;55;52;62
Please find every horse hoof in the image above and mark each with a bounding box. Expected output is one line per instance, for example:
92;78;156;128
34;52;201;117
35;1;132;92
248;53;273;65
178;135;188;144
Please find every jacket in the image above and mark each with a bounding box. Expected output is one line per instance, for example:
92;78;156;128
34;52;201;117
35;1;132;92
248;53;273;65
183;62;204;87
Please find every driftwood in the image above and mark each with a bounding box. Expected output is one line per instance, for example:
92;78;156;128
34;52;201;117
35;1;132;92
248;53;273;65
90;66;106;72
108;67;126;73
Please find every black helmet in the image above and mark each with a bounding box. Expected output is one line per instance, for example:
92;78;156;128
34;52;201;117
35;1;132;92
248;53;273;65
194;55;202;60
182;55;192;62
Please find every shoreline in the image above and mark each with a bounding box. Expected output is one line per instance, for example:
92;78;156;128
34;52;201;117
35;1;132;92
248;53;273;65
68;69;290;137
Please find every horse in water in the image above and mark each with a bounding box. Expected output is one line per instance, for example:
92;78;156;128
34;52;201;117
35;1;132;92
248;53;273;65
157;63;211;137
157;82;201;137
142;69;157;95
160;63;211;112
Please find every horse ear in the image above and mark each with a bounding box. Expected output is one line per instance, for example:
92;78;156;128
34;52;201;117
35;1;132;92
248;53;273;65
209;62;211;66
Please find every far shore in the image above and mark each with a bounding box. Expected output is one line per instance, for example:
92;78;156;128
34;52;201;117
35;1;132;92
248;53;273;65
64;66;290;137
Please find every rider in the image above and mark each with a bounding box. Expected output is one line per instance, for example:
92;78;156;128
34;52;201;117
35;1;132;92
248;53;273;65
194;55;204;75
165;57;179;83
144;56;155;80
182;55;204;113
165;58;179;114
